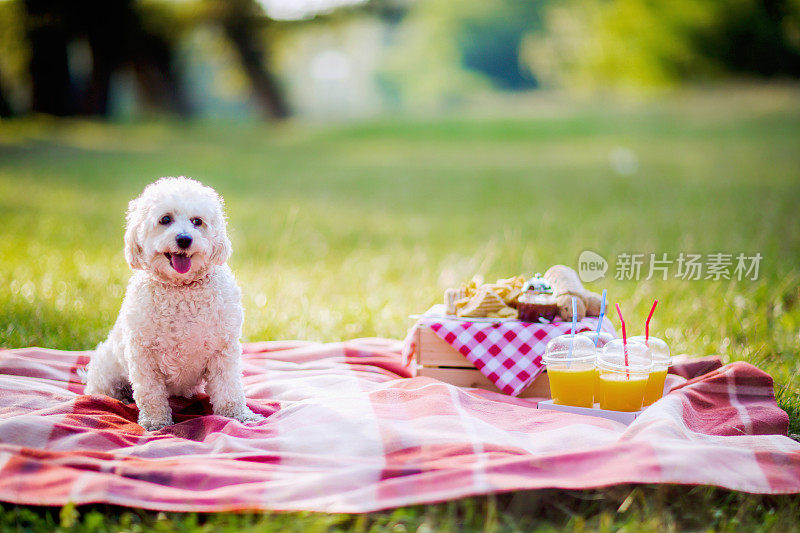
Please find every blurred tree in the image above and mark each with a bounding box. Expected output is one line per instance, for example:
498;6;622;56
4;0;294;118
383;0;547;107
524;0;800;89
0;72;11;117
458;1;545;90
695;0;800;76
0;0;30;116
21;0;190;116
24;0;73;115
218;0;288;119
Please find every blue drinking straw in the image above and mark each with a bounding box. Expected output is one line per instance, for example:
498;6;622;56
568;296;577;359
594;289;607;347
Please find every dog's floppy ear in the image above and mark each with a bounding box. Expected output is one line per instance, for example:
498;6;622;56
207;192;232;266
209;223;232;266
124;197;146;270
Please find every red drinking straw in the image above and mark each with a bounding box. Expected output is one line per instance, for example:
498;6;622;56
615;303;628;366
645;300;658;344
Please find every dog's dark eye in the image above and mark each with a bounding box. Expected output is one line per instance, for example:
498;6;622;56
159;215;172;225
191;218;203;227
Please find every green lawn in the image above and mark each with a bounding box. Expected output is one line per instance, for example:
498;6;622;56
1;85;799;530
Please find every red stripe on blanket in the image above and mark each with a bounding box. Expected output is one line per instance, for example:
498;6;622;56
0;341;798;512
672;362;789;437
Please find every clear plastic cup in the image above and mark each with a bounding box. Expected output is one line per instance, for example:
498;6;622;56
542;334;597;408
579;331;615;403
578;330;615;348
596;340;652;412
629;335;671;406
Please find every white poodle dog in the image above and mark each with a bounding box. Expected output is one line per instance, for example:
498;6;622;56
85;177;263;431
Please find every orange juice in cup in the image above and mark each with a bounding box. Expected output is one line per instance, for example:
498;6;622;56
579;331;615;403
547;367;597;407
629;336;671;406
593;367;602;404
596;340;652;412
542;334;597;408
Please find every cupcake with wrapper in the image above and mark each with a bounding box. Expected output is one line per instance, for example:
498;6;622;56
517;273;559;323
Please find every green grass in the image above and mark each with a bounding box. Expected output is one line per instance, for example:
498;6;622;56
2;486;800;532
1;85;799;530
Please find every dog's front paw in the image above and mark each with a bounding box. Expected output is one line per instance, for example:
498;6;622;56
236;410;265;424
215;403;265;424
138;413;173;431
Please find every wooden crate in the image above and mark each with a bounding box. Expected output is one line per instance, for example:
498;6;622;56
415;326;550;398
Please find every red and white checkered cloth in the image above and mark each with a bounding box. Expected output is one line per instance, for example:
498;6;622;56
0;341;798;513
409;314;616;396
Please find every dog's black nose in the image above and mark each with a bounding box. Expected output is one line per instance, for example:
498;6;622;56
176;233;192;249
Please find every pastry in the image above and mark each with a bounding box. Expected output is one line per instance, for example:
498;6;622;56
517;274;559;322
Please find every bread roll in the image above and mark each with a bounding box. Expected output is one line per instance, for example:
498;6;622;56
544;265;591;321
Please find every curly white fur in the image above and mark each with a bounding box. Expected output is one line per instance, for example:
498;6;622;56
85;177;263;431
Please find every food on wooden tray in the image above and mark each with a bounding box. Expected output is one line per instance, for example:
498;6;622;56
517;273;559;322
442;267;606;321
443;275;523;319
544;265;604;321
522;273;551;294
443;287;466;315
456;286;513;317
517;292;559;322
585;291;603;316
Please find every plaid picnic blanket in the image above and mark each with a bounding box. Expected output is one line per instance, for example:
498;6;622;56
405;312;616;396
0;341;798;513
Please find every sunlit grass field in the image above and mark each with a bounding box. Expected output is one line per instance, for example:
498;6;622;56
1;85;799;530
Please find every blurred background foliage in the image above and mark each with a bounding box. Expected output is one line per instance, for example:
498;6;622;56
525;0;800;89
1;0;799;120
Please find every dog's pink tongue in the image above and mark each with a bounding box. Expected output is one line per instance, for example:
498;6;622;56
170;254;191;274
